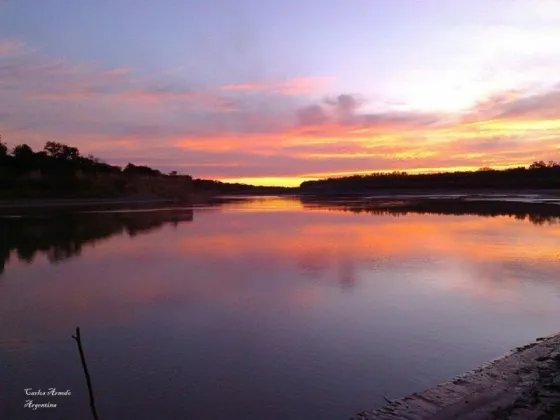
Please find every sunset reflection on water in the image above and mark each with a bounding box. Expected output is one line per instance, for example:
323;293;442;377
1;196;559;420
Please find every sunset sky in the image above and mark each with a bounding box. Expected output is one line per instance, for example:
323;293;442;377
1;0;560;186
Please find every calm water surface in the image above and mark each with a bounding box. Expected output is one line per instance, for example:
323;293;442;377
1;196;560;420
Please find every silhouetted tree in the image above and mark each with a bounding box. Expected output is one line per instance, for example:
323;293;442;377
44;141;80;161
86;154;101;164
529;161;547;169
123;163;162;176
44;141;64;158
0;138;7;157
12;144;34;160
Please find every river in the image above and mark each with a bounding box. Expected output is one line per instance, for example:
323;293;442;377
1;195;559;420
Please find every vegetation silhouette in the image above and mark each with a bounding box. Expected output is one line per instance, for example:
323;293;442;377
0;139;192;199
300;162;560;193
300;196;560;226
0;138;295;198
0;208;194;275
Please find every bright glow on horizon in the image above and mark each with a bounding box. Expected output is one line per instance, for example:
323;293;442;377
218;177;318;188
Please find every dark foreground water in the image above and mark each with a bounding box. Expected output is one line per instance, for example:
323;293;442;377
1;196;559;420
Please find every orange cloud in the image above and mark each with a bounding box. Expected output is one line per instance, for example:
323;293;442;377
220;76;332;95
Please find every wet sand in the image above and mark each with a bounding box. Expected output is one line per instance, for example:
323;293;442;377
351;333;560;419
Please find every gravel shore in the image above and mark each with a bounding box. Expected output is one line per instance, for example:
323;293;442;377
351;333;560;420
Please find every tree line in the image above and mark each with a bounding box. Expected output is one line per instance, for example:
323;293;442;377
0;138;295;197
0;138;193;198
0;138;179;177
300;161;560;192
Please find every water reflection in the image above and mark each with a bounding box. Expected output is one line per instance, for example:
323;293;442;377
3;196;559;277
300;196;560;226
1;197;559;420
0;208;193;275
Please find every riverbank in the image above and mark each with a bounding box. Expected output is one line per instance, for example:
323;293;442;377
0;196;178;208
351;333;560;419
0;191;221;211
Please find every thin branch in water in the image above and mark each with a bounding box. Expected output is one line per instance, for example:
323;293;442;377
72;326;100;420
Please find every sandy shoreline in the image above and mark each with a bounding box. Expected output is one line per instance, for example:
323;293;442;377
351;333;560;419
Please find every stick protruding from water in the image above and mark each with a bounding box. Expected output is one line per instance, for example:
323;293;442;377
72;327;100;420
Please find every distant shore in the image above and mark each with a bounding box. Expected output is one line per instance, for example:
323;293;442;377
351;333;560;419
299;188;560;197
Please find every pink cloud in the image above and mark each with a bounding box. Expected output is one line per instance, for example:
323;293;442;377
220;76;332;95
102;68;131;76
33;90;96;101
0;39;28;58
0;49;234;113
116;88;215;104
